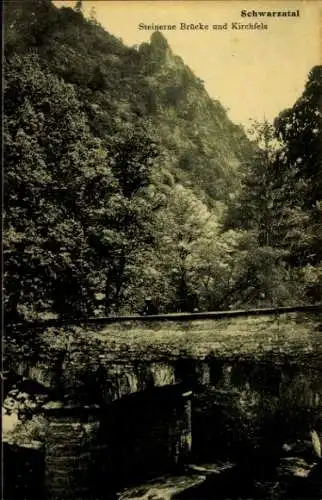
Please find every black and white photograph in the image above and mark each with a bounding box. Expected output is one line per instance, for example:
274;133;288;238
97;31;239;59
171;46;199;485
3;0;322;498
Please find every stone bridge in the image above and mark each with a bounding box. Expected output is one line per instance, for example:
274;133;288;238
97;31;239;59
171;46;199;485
5;306;322;499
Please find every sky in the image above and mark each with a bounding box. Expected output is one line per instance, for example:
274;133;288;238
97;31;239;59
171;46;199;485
54;1;321;126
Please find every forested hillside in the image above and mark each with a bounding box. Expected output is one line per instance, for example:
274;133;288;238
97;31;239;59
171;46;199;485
5;0;252;203
4;0;322;322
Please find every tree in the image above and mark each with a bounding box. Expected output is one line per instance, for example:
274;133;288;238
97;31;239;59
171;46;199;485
4;53;108;320
274;66;322;266
4;53;160;321
152;185;211;311
224;67;322;306
150;186;243;312
275;66;322;209
225;120;285;245
223;120;306;306
90;129;160;314
274;65;322;300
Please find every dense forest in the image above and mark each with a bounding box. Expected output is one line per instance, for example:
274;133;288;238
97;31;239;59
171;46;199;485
4;0;322;323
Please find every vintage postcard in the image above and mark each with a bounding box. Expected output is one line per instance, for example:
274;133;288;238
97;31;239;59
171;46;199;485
3;0;322;499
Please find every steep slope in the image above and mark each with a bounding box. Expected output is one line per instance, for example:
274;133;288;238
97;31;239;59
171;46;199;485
5;0;262;320
138;31;254;201
5;0;253;204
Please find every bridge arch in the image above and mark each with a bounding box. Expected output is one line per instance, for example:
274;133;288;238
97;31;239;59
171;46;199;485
43;383;192;500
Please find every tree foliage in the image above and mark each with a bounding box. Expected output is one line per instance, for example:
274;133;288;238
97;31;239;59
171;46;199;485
4;52;159;321
4;1;321;328
225;67;322;305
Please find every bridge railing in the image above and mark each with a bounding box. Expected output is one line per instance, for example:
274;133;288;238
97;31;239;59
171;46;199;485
5;303;322;332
